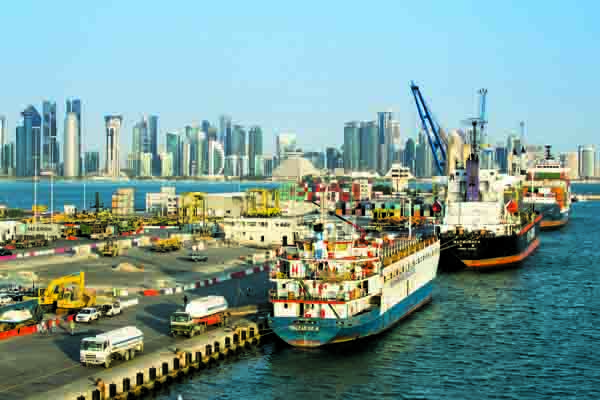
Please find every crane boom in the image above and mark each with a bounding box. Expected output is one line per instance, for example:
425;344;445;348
410;82;447;175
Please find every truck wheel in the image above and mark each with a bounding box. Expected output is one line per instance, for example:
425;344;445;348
129;349;135;360
104;358;111;368
124;351;130;361
139;343;144;353
189;330;195;338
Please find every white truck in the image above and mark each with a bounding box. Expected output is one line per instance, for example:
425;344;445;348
80;326;144;368
170;296;229;337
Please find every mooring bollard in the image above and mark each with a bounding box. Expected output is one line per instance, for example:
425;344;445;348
92;390;100;400
173;357;180;370
123;377;130;392
109;383;117;398
162;362;169;376
136;372;144;386
195;351;202;363
77;396;85;400
249;327;255;338
186;352;193;365
149;367;157;381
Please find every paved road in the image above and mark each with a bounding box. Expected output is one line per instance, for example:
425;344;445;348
1;244;264;292
0;271;272;400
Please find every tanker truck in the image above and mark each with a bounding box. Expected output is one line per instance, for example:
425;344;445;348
80;326;144;368
170;296;229;337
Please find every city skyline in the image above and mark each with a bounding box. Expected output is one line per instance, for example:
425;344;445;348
1;2;599;156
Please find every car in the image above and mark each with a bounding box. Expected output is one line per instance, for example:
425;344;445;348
186;252;208;262
98;302;121;317
0;248;13;256
76;307;100;323
0;295;13;305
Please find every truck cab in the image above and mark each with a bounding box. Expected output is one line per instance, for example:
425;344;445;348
80;326;143;368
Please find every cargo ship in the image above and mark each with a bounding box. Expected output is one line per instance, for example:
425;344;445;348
521;145;571;230
268;201;440;347
439;122;541;271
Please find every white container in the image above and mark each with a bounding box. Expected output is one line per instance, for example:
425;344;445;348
185;296;228;319
80;326;144;368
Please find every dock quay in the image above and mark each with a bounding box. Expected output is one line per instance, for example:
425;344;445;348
26;320;268;400
572;193;600;202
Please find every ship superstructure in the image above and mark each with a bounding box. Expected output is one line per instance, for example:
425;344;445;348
439;121;541;270
268;198;440;347
521;145;571;230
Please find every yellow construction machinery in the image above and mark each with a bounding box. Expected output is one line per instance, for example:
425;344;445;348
56;272;96;313
101;239;120;257
25;272;92;313
177;192;207;225
244;189;281;217
152;237;182;252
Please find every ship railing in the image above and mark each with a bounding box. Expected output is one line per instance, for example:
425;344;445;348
269;288;369;302
271;269;377;282
381;236;436;265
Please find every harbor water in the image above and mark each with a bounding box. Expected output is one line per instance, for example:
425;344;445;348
0;180;280;211
152;184;600;400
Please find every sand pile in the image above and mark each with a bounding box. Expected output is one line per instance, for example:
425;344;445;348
113;262;143;272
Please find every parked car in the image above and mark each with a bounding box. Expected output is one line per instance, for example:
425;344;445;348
186;252;208;262
98;302;121;317
0;295;13;305
0;248;13;256
76;307;100;323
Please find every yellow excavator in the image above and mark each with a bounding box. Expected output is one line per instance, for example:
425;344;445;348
24;272;95;313
56;272;96;313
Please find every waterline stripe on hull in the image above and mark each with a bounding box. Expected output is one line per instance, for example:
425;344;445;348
518;214;543;236
462;238;539;268
540;216;569;230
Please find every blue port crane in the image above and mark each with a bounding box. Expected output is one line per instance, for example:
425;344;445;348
410;81;447;176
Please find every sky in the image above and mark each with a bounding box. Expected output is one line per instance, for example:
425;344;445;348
1;1;598;159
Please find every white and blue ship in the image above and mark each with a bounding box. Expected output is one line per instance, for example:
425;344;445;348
268;217;440;348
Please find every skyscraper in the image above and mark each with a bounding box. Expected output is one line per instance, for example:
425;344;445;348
343;122;360;172
578;145;595;178
220;115;232;154
166;132;181;176
326;147;341;171
403;138;416;175
148;115;159;176
359;121;378;172
84;151;100;175
248;126;263;177
275;133;297;161
66;99;82;173
16;105;42;177
104;115;122;178
377;111;393;174
63;112;80;177
0;116;6;171
232;125;246;156
560;151;578;179
42;101;58;172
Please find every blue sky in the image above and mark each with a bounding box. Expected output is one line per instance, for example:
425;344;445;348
1;1;597;156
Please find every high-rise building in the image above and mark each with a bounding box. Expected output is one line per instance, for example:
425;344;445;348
84;151;100;175
263;155;274;177
220;115;232;155
390;120;401;163
166;132;181;176
232;125;246;157
208;140;225;176
403;138;416;175
2;143;14;176
139;153;153;177
377;111;393;174
182;137;192;177
66;99;82;173
326;147;341;171
159;152;173;177
42;101;58;172
578;145;595;178
343;121;360;172
495;146;508;172
303;151;325;170
132;115;159;176
104;115;122;178
148;115;159;176
415;131;432;178
63;112;80;177
195;130;206;177
0;116;6;171
276;133;297;161
560;151;578;180
359;121;378;172
248;126;263;177
16;105;42;177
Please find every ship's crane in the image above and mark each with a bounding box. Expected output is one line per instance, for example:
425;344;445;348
410;82;447;176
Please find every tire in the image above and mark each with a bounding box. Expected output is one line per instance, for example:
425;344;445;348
124;351;130;361
104;358;111;368
129;349;135;360
189;330;195;338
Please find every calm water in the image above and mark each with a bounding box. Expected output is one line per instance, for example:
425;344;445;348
151;183;600;400
0;180;280;211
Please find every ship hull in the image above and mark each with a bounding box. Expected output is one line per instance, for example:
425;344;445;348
539;205;569;230
440;215;542;271
268;281;433;347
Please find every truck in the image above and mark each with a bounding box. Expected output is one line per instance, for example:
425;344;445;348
170;296;229;338
80;326;144;368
